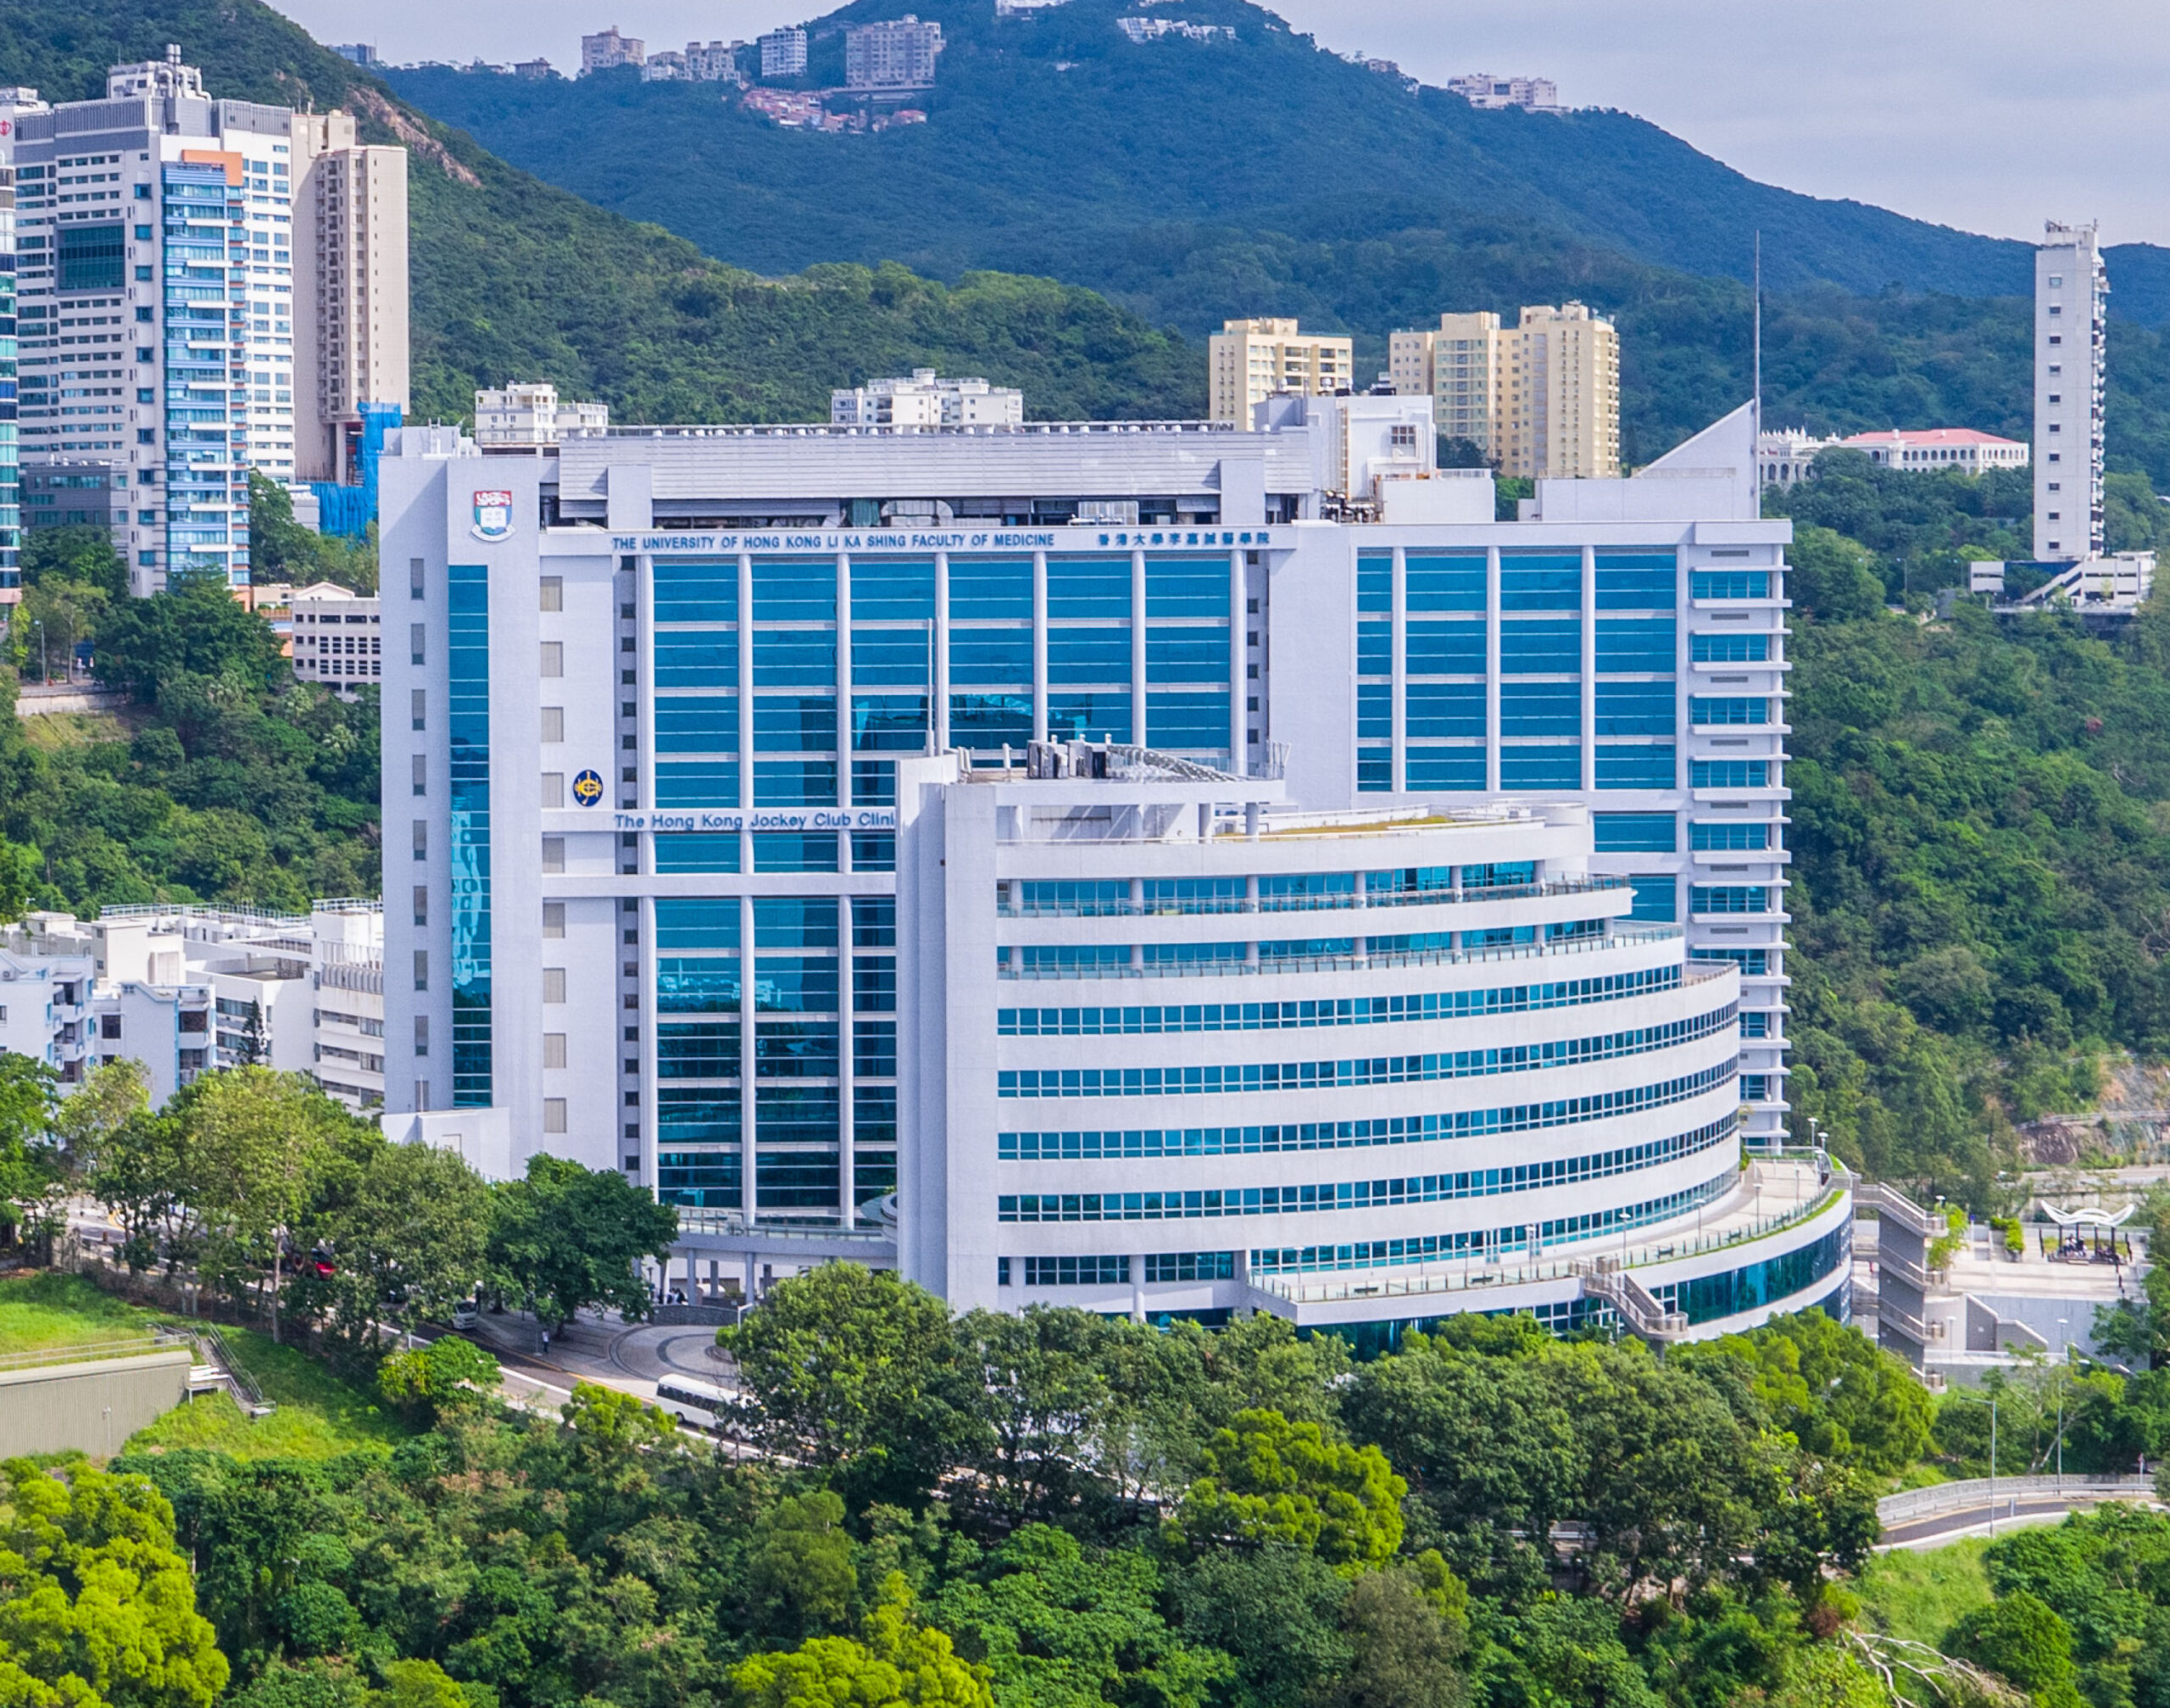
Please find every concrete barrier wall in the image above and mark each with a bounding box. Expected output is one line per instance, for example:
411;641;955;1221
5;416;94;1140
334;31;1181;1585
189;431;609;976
0;1349;193;1458
1877;1474;2157;1525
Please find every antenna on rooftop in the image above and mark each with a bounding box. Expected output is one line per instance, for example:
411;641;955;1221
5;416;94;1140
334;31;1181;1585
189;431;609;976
1752;231;1763;514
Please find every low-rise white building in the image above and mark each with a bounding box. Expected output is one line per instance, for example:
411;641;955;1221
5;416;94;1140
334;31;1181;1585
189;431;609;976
1445;74;1561;112
831;370;1025;428
0;904;385;1110
476;381;611;448
282;581;382;694
1757;426;2029;490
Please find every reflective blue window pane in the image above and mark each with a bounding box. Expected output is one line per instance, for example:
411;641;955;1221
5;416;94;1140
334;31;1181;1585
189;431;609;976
658;960;743;1013
755;1142;841;1207
1405;620;1482;675
659;1022;741;1078
1048;627;1132;684
754;958;841;1011
1357;554;1392;614
751;556;836;621
949;626;1032;686
952;693;1033;748
1691;821;1770;850
656;900;742;950
852;695;928;752
1145;555;1230;617
654;697;739;753
1628;875;1678;921
851;830;896;871
756;1018;840;1077
1145;627;1230;682
1048;556;1132;619
655;833;743;873
1691;697;1768;726
1692;760;1769;787
1500;552;1580;610
1357;623;1391;676
1692;631;1769;663
754;898;838;949
1500;743;1580;787
753;696;836;752
1595;682;1675;737
950;558;1032;620
1597;744;1677;789
659;1088;742;1143
1406;553;1486;613
1146;692;1227;750
1596;616;1675;671
1500;682;1577;736
1691;571;1770;601
654;636;737;689
753;832;839;872
654;558;739;624
1357;749;1392;793
1405;748;1484;789
1592;811;1677;853
656;761;740;806
850;631;929;687
753;759;837;806
1048;692;1131;743
1405;682;1484;740
752;631;837;689
853;759;898;807
1357;682;1391;741
1500;620;1580;673
849;557;934;621
1594;553;1676;609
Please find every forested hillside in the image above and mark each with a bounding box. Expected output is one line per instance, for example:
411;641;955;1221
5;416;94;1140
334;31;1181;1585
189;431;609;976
1772;458;2170;1189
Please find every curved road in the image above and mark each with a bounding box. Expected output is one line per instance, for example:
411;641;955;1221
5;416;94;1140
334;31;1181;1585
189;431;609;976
1880;1489;2162;1549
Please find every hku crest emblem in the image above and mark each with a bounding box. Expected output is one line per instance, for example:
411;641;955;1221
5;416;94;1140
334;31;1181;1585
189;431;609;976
471;489;515;542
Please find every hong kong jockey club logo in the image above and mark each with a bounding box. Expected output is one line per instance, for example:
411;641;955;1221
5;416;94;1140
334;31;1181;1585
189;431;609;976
471;489;515;542
571;769;605;808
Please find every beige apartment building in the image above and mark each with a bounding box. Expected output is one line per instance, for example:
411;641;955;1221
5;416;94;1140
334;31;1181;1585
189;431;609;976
1208;318;1354;424
1390;302;1620;479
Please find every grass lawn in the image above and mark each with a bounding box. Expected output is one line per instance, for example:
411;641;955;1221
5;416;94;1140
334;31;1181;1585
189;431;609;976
0;1271;163;1354
125;1326;415;1460
16;709;139;752
1853;1538;1995;1645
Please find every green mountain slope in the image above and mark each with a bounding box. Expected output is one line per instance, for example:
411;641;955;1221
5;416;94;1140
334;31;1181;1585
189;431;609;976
0;0;1200;426
384;0;2170;316
381;0;2170;480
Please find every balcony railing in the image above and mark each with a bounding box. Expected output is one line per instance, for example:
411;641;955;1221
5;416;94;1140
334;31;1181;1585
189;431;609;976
997;923;1684;981
1000;876;1631;920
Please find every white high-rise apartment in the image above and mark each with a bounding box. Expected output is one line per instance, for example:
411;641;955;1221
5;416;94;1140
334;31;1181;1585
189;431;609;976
475;381;609;446
581;29;646;73
1208;319;1354;425
760;28;810;79
4;49;406;593
831;370;1022;427
2034;221;2106;564
844;17;944;90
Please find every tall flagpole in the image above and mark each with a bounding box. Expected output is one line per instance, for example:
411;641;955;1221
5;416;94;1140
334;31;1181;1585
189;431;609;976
1753;231;1763;512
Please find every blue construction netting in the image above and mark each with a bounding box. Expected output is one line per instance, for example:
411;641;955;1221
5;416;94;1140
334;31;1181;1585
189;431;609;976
309;401;403;539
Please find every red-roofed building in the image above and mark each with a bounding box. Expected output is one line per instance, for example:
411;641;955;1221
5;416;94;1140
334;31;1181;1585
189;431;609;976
1837;427;2029;476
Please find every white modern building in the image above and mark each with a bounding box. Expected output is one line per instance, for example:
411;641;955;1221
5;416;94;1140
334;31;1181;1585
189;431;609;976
831;370;1024;428
374;394;1802;1336
280;580;382;693
759;28;809;79
1445;74;1561;113
898;749;1844;1342
476;381;610;447
1;49;408;593
0;902;384;1110
581;28;645;73
1756;427;2029;490
2035;221;2107;563
844;17;943;90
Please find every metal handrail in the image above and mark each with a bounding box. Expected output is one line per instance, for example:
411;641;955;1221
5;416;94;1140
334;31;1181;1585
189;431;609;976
999;925;1686;981
0;1333;186;1372
1001;876;1632;919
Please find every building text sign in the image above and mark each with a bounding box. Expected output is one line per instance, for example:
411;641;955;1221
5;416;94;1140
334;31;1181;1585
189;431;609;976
605;529;1276;554
605;809;898;832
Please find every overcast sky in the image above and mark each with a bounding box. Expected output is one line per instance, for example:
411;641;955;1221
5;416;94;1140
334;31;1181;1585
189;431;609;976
270;0;2170;247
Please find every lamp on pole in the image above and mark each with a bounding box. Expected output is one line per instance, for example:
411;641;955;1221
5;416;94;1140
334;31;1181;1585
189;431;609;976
2056;1319;2069;1484
1989;1396;1999;1535
31;617;46;684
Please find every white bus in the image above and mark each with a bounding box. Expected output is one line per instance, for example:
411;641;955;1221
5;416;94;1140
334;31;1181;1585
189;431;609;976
653;1374;734;1431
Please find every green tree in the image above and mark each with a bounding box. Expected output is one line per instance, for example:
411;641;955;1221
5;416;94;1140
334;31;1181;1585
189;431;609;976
747;1490;859;1642
376;1336;502;1425
53;1059;150;1182
92;569;288;704
1948;1591;2085;1708
0;1050;64;1255
1316;1564;1468;1708
0;1457;231;1708
298;1133;491;1350
930;1524;1231;1708
485;1153;679;1333
730;1577;993;1708
1167;1408;1406;1572
722;1263;980;1510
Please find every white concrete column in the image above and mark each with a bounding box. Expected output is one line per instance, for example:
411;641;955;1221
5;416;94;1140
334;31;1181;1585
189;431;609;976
835;551;854;809
1032;549;1049;743
1131;548;1148;748
933;551;951;753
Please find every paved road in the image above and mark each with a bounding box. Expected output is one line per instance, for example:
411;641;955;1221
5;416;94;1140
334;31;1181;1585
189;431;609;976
1880;1490;2163;1549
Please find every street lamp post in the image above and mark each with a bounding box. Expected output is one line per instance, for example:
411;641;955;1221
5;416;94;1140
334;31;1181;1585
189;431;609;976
1989;1396;1999;1535
32;617;46;684
2056;1318;2069;1484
